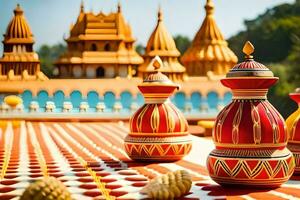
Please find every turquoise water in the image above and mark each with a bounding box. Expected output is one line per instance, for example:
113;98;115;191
0;90;232;117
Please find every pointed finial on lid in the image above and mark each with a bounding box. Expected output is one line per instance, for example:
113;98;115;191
80;0;84;13
226;40;274;77
152;56;163;71
117;2;121;12
141;56;176;87
243;41;254;59
158;5;163;21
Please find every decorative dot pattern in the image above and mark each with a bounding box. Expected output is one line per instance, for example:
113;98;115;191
0;121;300;200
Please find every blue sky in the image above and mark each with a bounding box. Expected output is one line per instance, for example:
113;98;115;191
0;0;295;51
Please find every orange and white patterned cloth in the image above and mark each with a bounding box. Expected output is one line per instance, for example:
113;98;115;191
0;121;300;200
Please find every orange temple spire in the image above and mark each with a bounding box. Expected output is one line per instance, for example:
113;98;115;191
80;0;84;13
138;7;186;82
0;4;47;80
181;0;237;76
117;1;121;13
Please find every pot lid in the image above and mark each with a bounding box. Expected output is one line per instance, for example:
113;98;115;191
140;56;177;87
226;41;274;78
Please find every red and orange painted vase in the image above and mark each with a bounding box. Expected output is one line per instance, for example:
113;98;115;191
207;41;295;187
286;88;300;175
124;56;192;161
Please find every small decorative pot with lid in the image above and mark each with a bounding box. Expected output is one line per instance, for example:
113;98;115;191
286;88;300;175
206;41;295;187
124;56;192;161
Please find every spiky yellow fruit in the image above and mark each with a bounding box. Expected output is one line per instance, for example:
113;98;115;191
20;177;71;200
141;170;192;200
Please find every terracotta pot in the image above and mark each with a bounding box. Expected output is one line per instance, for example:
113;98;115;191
124;56;192;161
206;41;295;187
287;88;300;175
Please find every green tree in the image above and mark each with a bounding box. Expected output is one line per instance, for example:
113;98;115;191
287;34;300;85
228;1;300;63
38;43;66;77
268;63;297;118
135;44;145;55
174;35;191;55
227;0;300;118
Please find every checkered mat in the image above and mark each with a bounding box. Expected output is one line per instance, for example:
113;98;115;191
1;121;300;200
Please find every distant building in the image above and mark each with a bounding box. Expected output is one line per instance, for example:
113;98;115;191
0;4;47;81
0;3;231;121
55;3;143;78
181;0;237;76
138;8;186;81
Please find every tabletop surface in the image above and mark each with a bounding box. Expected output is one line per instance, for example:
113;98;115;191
0;121;300;200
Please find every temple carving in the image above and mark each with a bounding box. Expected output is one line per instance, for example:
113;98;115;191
0;2;230;119
55;2;143;78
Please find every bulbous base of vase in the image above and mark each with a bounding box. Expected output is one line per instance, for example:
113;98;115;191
288;143;300;175
207;147;295;188
124;135;192;161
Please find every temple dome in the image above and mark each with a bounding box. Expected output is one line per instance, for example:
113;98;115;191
181;0;237;76
145;8;179;56
4;4;34;44
139;8;185;82
0;4;46;80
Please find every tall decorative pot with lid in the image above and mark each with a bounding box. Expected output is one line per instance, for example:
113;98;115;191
206;41;295;187
124;56;192;161
286;88;300;175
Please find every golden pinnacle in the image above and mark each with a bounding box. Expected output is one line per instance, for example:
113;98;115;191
158;5;163;21
243;41;254;59
206;0;213;5
117;1;121;12
152;56;162;70
205;0;214;15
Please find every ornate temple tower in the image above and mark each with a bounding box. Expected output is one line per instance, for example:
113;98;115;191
138;8;185;82
181;0;237;76
55;2;143;78
0;4;47;81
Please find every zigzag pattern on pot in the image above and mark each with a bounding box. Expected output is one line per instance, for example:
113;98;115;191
125;143;192;158
207;156;294;180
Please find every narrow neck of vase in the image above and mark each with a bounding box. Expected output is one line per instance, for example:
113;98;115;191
232;89;268;100
143;93;169;104
138;85;178;104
